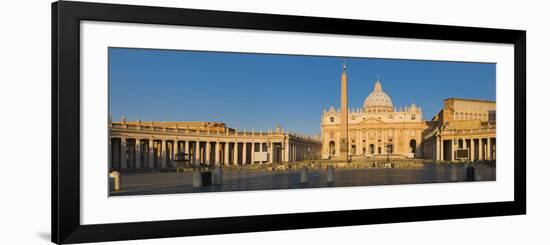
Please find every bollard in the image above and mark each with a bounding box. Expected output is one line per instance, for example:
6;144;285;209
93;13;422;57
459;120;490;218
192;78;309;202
450;167;458;181
466;166;476;181
201;171;213;186
109;171;120;191
193;170;202;188
212;166;223;185
300;167;308;184
327;166;335;183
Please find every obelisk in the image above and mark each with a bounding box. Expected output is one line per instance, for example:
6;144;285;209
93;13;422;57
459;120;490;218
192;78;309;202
339;62;349;162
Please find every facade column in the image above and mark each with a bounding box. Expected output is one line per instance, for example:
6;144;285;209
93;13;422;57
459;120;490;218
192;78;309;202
148;140;154;168
205;141;211;165
121;137;127;169
215;141;220;165
195;141;200;164
359;130;363;155
135;139;141;169
487;137;492;160
224;142;230;165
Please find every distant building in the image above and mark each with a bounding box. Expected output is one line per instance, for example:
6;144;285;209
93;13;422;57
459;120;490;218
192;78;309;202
109;121;321;171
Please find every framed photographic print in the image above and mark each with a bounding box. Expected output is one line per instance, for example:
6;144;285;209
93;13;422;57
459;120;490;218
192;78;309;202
52;1;526;244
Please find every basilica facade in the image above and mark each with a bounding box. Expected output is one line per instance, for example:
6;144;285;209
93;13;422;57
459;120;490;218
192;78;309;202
320;65;428;160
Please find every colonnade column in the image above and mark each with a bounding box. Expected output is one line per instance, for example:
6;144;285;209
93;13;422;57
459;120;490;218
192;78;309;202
108;139;112;170
184;141;189;162
149;140;154;168
171;141;177;167
224;142;229;165
243;143;248;164
478;138;482;161
450;138;455;162
121;137;127;169
284;139;290;162
439;137;444;161
215;142;220;165
135;139;141;169
205;141;211;165
470;139;474;161
487;138;492;160
161;140;167;168
233;142;239;165
251;142;255;164
296;145;299;161
269;142;274;164
195;141;200;164
434;137;441;161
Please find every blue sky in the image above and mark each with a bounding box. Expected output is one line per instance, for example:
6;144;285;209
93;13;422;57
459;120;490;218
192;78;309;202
109;48;495;136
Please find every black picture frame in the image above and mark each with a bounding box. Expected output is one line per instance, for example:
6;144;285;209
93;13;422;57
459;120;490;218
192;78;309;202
52;1;526;244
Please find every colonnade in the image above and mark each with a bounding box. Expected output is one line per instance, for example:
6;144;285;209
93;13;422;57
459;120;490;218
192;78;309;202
110;137;287;170
288;143;320;162
110;138;322;171
435;136;496;162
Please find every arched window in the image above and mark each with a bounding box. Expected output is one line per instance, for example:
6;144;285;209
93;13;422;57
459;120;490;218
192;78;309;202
330;117;334;123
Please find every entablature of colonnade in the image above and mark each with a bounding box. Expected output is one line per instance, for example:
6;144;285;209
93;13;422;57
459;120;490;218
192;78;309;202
109;128;321;145
439;128;496;138
110;130;284;141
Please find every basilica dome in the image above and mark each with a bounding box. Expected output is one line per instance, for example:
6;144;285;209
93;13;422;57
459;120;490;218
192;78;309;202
363;80;393;112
